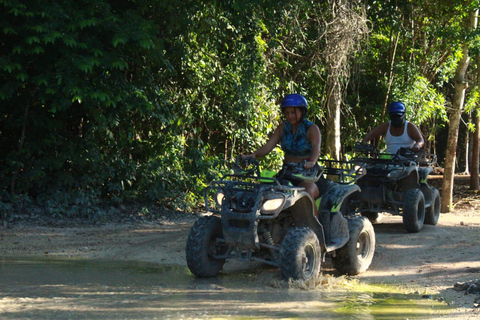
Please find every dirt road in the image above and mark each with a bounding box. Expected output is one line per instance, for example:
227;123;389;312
1;176;479;318
1;207;479;318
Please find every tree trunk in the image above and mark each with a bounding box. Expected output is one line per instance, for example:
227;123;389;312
441;11;477;212
470;55;480;190
465;116;470;174
323;0;367;160
382;31;400;124
471;109;480;190
325;79;342;160
441;80;467;212
11;103;30;196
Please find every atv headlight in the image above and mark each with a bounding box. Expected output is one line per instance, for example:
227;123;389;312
261;197;284;213
215;191;225;206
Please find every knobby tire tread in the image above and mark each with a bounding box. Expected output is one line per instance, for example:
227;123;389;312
331;216;375;275
185;215;226;278
425;188;440;225
279;227;321;281
403;188;425;233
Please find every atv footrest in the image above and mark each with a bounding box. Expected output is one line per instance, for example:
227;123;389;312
325;237;349;251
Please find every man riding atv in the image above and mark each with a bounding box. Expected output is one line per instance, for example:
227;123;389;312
349;143;440;233
351;101;439;233
349;100;439;233
362;101;424;155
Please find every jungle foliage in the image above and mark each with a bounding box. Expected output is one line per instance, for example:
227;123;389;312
1;0;479;217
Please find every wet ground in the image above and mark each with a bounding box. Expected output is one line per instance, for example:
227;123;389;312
0;257;452;319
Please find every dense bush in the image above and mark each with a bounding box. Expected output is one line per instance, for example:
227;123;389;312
0;0;476;218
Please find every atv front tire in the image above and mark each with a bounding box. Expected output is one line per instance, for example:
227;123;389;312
425;188;440;225
279;228;321;281
185;215;227;278
331;216;375;275
403;188;425;233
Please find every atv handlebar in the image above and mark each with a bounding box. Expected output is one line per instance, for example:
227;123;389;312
394;147;423;161
354;142;379;156
233;156;323;184
354;143;436;167
233;155;261;177
278;161;323;183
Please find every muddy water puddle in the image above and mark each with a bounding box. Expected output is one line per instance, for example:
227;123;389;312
0;257;451;319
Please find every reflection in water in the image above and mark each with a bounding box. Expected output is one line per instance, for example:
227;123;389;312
0;257;451;319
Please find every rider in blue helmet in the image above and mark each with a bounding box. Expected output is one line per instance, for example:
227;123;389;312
362;101;424;154
243;93;322;216
388;102;406;128
281;93;308;109
388;101;406;114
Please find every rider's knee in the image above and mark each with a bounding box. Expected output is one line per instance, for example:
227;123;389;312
301;182;319;199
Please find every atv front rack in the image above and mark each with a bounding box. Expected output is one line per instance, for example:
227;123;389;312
203;174;304;215
204;173;307;249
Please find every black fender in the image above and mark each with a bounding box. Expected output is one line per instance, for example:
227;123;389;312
317;183;361;251
397;166;420;191
418;166;433;184
318;183;361;213
287;191;327;251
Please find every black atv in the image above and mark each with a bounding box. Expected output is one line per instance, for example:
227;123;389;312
348;143;441;233
185;156;375;281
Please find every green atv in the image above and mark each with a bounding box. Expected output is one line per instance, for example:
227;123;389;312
185;156;375;281
348;143;441;233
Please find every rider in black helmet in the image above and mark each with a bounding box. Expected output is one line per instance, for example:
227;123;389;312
362;101;424;153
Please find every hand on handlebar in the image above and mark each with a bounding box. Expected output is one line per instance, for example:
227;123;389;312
354;142;378;153
240;154;256;160
304;161;316;169
411;144;421;152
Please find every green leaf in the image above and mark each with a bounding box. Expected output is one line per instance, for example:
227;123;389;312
72;95;83;103
112;34;128;47
79;18;97;29
2;62;22;73
3;27;17;35
112;60;128;69
63;36;78;47
139;38;154;49
26;36;40;44
15;73;28;81
32;46;45;54
35;77;48;86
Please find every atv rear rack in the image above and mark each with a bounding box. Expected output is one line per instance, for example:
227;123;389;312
319;160;366;185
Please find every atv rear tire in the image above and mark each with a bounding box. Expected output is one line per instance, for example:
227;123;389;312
425;188;440;225
279;228;321;281
403;188;425;233
185;216;227;278
331;216;375;275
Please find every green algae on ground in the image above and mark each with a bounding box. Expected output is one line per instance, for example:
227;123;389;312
332;282;453;319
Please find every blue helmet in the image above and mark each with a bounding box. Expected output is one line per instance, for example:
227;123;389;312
281;93;308;110
388;101;406;115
